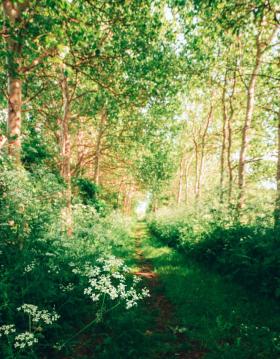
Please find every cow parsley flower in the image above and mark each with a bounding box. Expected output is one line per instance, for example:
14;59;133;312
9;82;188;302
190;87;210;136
82;256;149;308
59;283;75;292
0;324;16;337
17;304;60;325
24;260;37;273
14;332;38;349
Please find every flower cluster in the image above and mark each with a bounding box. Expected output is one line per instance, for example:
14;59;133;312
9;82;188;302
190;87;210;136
47;263;60;275
59;283;75;292
14;331;38;349
80;256;149;309
17;304;60;325
0;324;16;337
24;260;37;273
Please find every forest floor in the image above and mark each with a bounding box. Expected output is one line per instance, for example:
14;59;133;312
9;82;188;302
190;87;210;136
133;223;206;359
70;222;280;359
128;222;280;359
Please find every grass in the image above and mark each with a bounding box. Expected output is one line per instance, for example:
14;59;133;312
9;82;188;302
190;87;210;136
141;232;280;359
82;224;161;359
62;224;280;358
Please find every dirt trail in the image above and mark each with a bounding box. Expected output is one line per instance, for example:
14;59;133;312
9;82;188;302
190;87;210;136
133;223;206;359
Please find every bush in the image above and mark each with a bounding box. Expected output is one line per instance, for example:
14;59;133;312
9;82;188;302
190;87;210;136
75;178;108;215
147;206;280;298
0;166;148;358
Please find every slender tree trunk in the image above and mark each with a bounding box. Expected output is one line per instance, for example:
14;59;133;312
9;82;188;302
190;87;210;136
77;129;84;166
7;78;22;160
237;24;278;212
237;42;262;211
227;67;237;202
2;0;28;163
151;194;158;213
60;66;72;236
194;139;199;200
123;183;133;214
274;103;280;230
220;74;228;203
94;110;106;185
184;153;194;205
197;104;213;200
177;157;184;205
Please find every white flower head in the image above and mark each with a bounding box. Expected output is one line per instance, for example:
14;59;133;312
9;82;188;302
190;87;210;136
14;332;38;349
0;324;16;337
17;304;60;325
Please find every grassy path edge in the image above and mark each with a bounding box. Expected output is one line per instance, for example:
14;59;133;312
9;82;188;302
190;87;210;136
141;223;280;359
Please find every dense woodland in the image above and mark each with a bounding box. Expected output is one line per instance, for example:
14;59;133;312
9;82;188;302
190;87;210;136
0;0;280;358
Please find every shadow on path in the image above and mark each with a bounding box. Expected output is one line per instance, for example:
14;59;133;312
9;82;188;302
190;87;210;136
133;223;206;359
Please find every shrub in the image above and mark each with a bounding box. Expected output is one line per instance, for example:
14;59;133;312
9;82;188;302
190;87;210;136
147;206;280;298
0;166;148;358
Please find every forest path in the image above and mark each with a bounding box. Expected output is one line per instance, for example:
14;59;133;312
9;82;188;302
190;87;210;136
133;223;280;359
133;222;206;359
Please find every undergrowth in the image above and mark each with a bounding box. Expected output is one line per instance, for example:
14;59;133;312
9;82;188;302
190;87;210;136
0;165;149;358
142;232;280;359
148;205;280;298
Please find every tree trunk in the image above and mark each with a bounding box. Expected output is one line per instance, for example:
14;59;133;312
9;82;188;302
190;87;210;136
220;73;228;203
274;103;280;230
60;66;72;236
227;67;237;202
237;24;278;212
151;194;158;213
197;104;213;201
123;183;133;214
237;44;262;211
94;110;106;185
184;153;194;205
177;158;184;205
194;139;199;200
2;0;28;162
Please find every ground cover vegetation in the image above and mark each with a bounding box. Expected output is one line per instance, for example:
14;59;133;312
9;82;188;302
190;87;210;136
0;0;279;358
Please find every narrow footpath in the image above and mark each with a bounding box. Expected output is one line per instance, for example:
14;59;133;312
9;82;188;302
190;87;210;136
133;222;206;359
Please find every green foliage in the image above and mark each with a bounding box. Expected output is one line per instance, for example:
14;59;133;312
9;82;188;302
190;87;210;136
22;127;53;170
148;206;280;298
142;233;280;359
0;165;63;246
0;166;148;358
75;178;107;215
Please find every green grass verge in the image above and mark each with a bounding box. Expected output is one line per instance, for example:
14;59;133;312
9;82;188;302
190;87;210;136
142;233;280;359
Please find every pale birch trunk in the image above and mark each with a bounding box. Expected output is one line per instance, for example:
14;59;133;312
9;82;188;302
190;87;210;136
60;66;72;236
274;102;280;230
237;44;262;211
194;139;199;200
227;67;237;202
237;24;278;212
184;153;194;205
197;104;213;201
177;158;184;205
220;74;228;203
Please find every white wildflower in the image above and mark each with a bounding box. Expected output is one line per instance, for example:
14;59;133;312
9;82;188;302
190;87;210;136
0;324;16;337
59;283;74;292
72;268;81;274
82;256;149;308
14;332;38;349
17;304;60;325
